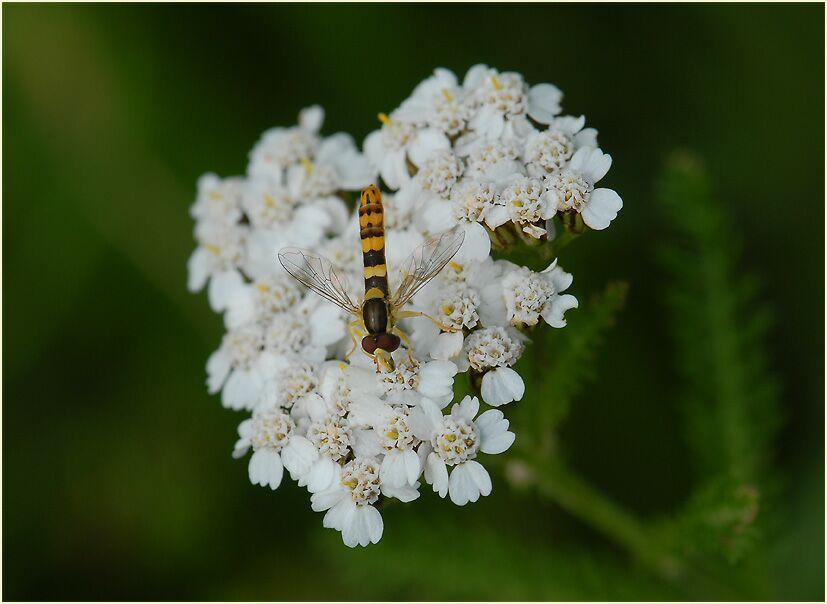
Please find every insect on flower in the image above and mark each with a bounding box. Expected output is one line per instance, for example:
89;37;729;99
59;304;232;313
278;185;464;371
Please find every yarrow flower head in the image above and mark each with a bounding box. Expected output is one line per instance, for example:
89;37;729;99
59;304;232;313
189;66;622;547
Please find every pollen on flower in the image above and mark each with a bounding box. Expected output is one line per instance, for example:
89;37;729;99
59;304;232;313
502;267;553;327
465;141;521;177
251;408;295;452
430;90;471;137
436;287;481;330
433;418;479;465
244;183;293;229
451;180;496;224
278;363;318;408
251;128;319;171
378;361;420;396
525;129;574;174
196;223;247;269
223;325;264;370
501;177;547;235
377;407;415;452
298;162;339;198
416;150;462;197
380;110;416;151
253;275;302;317
191;174;244;224
545;169;594;213
465;326;523;371
324;369;353;418
341;458;382;505
264;314;312;357
478;72;527;115
308;416;352;462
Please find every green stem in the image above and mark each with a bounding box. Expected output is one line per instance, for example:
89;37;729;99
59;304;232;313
532;456;682;577
522;455;741;599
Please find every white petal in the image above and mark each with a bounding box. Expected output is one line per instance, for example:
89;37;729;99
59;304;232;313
350;428;383;458
466;460;493;496
248;449;283;490
409;128;450;166
454;222;491;263
429;331;464;362
224;287;255;330
321;496;353;527
341;504;382;547
418;196;454;234
208;270;244;312
187;247;211;292
541;293;579;328
382;482;420;503
294;392;328;424
574;127;599;150
527;83;563;124
451;395;479;423
447;463;475;505
470;105;504;141
222;369;261;410
337;153;375;190
476;409;516;454
232;438;250;459
481;367;525;407
206;349;232;394
585;149;612;183
582;188;623;231
348;395;389;426
364;129;384;169
380;450;408;488
541;260;574;293
425;452;449;498
382;149;409;190
305;457;340;493
448;460;492;505
402;448;422;485
417;361;458;407
553;114;586;135
570;147;611;184
310;303;346;347
299;105;324;133
463;63;489;90
408;399;443;441
281;435;318;477
253;351;281;382
483;204;509;229
362;504;384;544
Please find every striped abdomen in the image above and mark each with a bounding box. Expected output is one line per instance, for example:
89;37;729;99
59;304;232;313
359;185;390;334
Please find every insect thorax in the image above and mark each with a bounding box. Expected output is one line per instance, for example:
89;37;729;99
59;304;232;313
362;298;390;334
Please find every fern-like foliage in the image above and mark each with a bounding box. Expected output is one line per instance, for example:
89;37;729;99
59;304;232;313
319;511;679;600
655;152;781;566
512;280;628;457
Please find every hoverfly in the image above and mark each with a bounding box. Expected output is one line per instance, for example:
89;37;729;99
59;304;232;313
278;185;465;371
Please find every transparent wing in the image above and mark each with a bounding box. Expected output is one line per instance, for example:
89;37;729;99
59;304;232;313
390;228;466;309
277;248;361;315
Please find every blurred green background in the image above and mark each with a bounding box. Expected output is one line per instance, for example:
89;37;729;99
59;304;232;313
4;3;824;601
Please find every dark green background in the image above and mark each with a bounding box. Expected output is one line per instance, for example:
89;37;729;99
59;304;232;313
4;3;824;600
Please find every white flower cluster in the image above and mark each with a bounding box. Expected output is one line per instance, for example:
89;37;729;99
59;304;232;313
188;65;622;547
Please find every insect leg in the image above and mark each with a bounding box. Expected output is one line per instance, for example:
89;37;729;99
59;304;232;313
395;310;461;333
391;325;416;365
344;318;365;361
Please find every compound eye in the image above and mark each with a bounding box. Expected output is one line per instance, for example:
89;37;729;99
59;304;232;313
376;333;401;353
361;335;379;354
